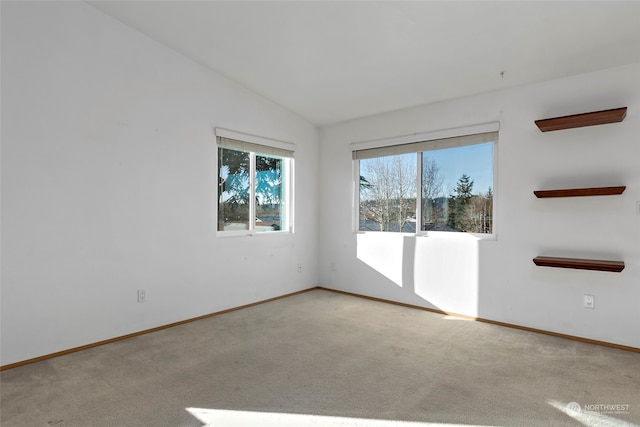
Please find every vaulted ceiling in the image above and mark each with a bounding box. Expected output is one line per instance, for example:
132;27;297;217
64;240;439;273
89;1;640;126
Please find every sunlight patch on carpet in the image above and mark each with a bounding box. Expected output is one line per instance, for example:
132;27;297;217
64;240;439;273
186;408;500;427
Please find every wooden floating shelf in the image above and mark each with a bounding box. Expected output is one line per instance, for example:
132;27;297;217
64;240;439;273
534;186;626;198
535;107;627;132
533;256;625;273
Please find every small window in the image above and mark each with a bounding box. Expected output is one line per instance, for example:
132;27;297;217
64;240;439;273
355;131;496;235
216;130;294;234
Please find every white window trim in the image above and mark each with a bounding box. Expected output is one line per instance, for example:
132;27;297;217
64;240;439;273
352;123;499;240
215;128;295;237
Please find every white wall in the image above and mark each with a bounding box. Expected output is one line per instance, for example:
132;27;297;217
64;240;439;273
0;2;319;365
319;63;640;348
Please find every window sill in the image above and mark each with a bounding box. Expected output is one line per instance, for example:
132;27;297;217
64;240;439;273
216;230;293;238
421;231;497;241
355;230;496;241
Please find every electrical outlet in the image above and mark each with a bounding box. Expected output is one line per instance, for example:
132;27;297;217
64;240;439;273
331;261;337;272
636;201;640;215
297;264;303;273
138;289;146;303
584;294;594;309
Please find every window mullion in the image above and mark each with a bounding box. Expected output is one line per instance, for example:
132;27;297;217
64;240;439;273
288;158;295;233
249;152;256;232
353;159;360;233
416;153;422;234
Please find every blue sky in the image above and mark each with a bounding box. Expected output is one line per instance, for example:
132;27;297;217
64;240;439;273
424;142;493;196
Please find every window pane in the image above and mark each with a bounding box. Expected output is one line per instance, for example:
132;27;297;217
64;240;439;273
359;153;417;232
421;142;493;233
218;147;250;231
255;154;284;232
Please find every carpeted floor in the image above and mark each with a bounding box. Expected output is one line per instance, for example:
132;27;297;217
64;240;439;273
1;289;639;426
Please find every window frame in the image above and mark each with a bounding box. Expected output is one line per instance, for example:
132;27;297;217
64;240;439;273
215;128;295;237
352;123;499;240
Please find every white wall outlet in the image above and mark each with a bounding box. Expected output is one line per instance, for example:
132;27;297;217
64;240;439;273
584;294;594;309
331;261;337;272
297;264;303;273
137;289;146;303
636;201;640;215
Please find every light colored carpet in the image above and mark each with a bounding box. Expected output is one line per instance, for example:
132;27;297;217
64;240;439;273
1;289;639;426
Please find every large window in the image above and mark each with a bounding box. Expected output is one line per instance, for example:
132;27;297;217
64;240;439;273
216;130;294;234
355;131;497;235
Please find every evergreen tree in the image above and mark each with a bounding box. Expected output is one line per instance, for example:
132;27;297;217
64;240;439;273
359;175;373;190
452;174;474;231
